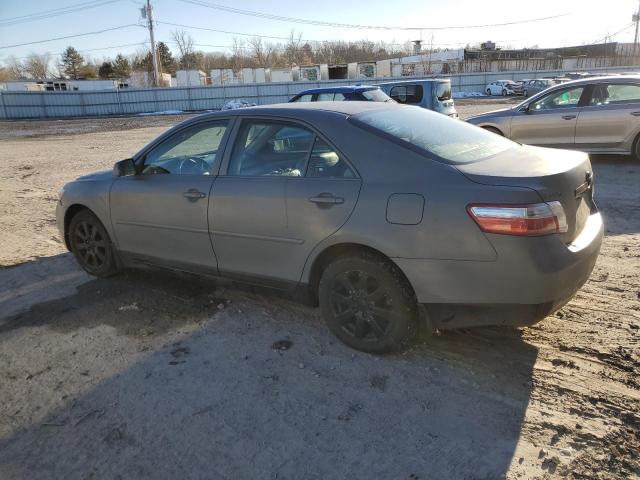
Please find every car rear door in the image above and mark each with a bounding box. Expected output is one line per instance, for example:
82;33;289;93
110;119;231;271
209;117;360;285
510;85;587;147
575;82;640;151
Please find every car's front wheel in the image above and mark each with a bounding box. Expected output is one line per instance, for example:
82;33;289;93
69;209;120;277
318;253;417;353
486;88;492;96
502;89;507;96
523;89;528;97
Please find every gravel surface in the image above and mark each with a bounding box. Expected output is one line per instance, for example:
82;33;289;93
0;101;638;479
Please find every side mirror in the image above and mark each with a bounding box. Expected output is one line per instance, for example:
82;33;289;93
113;158;137;177
520;104;531;113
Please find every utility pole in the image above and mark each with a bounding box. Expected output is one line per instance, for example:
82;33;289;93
634;0;640;57
145;0;160;87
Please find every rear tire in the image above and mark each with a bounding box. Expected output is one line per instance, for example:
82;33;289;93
318;253;418;354
69;210;120;277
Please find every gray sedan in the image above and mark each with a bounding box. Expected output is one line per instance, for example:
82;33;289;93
57;102;603;353
467;75;640;160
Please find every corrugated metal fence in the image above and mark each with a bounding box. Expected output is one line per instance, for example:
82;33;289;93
0;66;635;120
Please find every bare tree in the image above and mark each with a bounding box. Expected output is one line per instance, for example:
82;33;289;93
248;37;276;68
171;29;195;69
24;53;51;80
284;30;303;66
5;56;25;79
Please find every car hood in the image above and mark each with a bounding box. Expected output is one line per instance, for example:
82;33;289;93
75;169;113;182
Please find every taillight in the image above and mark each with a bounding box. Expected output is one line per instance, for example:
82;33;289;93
467;201;568;236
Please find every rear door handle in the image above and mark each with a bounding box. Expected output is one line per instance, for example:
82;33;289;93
561;115;576;120
183;189;206;201
308;193;344;205
631;111;640;117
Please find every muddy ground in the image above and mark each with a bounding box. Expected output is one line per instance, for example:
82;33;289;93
0;101;638;479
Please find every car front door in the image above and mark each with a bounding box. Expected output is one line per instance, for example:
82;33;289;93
110;119;231;271
509;85;586;147
209;118;360;286
575;83;640;151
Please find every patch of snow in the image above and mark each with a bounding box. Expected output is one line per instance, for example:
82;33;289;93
452;92;487;99
222;99;257;110
138;110;184;116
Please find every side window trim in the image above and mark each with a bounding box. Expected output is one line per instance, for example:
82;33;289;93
218;115;360;179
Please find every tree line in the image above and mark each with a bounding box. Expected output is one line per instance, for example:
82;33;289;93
0;30;424;82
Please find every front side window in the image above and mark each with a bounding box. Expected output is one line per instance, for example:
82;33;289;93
317;93;335;101
306;138;355;178
354;106;515;165
434;82;451;101
389;85;423;104
590;83;640;106
530;87;584;110
228;121;314;177
142;121;228;175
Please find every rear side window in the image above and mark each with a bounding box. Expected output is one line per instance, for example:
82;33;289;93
307;138;355;178
317;93;334;101
590;84;640;105
389;85;423;104
293;94;313;102
353;106;515;164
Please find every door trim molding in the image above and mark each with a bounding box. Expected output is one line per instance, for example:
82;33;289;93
210;229;304;244
114;220;209;234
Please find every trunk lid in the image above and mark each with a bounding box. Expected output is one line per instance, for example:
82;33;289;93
456;145;595;243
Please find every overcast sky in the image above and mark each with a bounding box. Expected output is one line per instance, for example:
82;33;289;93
1;0;638;63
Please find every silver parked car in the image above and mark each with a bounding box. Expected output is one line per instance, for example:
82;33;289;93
521;78;556;97
57;102;603;353
467;75;640;160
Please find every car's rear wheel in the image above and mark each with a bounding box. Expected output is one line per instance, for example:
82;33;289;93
318;254;417;353
69;210;119;277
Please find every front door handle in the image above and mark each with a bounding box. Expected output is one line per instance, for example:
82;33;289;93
183;189;206;201
308;193;344;205
561;115;576;120
631;111;640;117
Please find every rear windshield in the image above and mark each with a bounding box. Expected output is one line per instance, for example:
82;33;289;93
361;88;393;102
435;82;451;101
353;106;515;164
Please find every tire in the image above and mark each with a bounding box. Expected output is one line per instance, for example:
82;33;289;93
633;134;640;162
523;89;528;97
68;209;120;277
482;126;504;136
318;253;418;354
502;89;507;96
486;88;492;96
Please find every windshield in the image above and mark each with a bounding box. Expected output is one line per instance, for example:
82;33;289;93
435;82;452;101
353;106;515;164
361;89;394;102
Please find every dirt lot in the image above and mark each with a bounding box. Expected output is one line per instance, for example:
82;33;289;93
0;102;639;479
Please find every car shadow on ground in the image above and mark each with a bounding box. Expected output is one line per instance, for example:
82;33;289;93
0;254;538;479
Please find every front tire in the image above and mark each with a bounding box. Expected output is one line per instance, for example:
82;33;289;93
502;89;507;96
486;88;492;96
318;254;417;353
69;210;119;277
523;89;528;97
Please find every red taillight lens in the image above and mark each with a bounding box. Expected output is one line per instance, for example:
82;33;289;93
467;202;568;236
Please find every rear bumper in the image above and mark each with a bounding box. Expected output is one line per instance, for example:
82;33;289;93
394;212;603;311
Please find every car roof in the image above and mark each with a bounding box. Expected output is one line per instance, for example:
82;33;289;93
295;85;379;95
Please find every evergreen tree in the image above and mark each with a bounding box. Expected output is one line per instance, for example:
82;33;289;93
98;61;114;79
156;42;176;74
112;54;131;79
60;46;84;79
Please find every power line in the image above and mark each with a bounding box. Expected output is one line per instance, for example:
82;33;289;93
156;20;317;42
4;42;149;61
0;0;122;27
0;24;145;49
178;0;571;31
